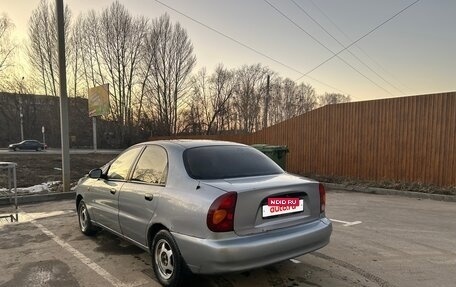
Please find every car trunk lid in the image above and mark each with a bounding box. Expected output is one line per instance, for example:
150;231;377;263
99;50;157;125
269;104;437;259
202;173;321;236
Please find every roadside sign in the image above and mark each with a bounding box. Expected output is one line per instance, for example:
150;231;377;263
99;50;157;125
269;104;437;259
88;84;110;117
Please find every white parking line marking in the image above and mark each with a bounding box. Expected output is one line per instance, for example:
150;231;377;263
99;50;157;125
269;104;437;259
24;210;74;221
20;210;138;287
330;219;362;227
289;258;301;264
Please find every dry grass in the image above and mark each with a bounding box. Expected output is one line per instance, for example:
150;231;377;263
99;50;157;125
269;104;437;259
0;153;116;188
303;174;456;196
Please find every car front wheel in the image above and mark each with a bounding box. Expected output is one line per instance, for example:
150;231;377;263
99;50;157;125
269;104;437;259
152;230;188;287
77;200;97;236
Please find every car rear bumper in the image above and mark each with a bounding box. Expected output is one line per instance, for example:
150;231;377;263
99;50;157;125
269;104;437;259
172;217;332;274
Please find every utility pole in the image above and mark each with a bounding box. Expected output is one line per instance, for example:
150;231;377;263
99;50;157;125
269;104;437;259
263;74;270;129
56;0;70;192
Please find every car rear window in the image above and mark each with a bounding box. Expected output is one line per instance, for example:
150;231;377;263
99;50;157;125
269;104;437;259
183;145;283;179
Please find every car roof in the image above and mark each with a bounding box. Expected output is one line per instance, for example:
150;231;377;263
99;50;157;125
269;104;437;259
134;139;246;150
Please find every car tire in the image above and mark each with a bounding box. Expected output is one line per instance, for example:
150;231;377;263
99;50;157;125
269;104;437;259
77;200;98;236
152;230;188;287
37;147;42;151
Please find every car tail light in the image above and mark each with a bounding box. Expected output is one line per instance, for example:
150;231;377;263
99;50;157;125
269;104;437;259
207;192;237;232
319;183;326;213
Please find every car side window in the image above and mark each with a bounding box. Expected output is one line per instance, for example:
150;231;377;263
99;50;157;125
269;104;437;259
107;147;142;180
131;145;168;185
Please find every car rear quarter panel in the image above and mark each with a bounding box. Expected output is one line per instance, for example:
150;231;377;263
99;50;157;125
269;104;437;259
149;144;226;240
152;183;226;239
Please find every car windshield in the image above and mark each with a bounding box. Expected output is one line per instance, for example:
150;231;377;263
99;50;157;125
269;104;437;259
183;145;283;180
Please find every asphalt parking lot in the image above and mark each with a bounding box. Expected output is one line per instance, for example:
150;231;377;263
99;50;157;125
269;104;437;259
0;190;455;287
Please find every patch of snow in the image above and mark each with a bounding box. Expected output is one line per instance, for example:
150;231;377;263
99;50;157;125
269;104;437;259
0;181;61;194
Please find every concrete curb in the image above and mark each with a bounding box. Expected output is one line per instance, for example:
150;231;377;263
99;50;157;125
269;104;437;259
0;191;75;206
324;182;456;202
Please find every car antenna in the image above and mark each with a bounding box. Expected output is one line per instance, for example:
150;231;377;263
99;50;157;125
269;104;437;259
196;181;201;190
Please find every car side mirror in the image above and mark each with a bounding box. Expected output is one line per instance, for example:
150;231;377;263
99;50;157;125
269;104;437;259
88;168;103;179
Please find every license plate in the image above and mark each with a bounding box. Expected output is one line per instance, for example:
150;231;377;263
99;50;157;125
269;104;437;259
262;199;304;218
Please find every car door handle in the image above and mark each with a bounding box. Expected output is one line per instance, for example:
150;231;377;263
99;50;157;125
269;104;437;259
144;194;154;201
110;189;116;195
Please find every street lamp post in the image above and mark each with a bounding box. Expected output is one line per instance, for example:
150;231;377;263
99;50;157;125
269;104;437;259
19;78;25;142
42;126;46;145
19;104;24;141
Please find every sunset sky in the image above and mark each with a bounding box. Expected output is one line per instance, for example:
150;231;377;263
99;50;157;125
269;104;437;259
2;0;455;101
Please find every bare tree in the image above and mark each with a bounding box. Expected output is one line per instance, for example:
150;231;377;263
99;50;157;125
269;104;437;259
233;64;269;133
97;2;147;141
296;82;317;113
186;68;209;133
67;15;85;97
76;11;105;93
267;76;284;125
179;101;204;134
0;15;30;93
282;78;297;119
0;74;39;94
20;0;325;139
319;92;351;106
142;14;196;135
256;76;318;127
27;0;71;96
281;79;317;118
183;64;317;135
206;64;237;134
0;14;14;75
187;65;237;134
65;2;148;143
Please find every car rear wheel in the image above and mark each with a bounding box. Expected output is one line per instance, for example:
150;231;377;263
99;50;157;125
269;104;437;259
37;147;42;151
77;200;97;236
152;230;188;287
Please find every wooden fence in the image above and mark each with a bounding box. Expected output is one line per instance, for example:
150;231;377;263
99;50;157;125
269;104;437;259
152;91;456;187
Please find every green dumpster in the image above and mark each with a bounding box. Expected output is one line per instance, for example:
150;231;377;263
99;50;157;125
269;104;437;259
251;144;289;169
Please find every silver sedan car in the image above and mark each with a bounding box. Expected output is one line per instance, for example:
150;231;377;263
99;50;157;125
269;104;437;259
75;140;332;286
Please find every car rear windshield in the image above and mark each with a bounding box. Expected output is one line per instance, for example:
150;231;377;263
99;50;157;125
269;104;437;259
183;145;283;179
